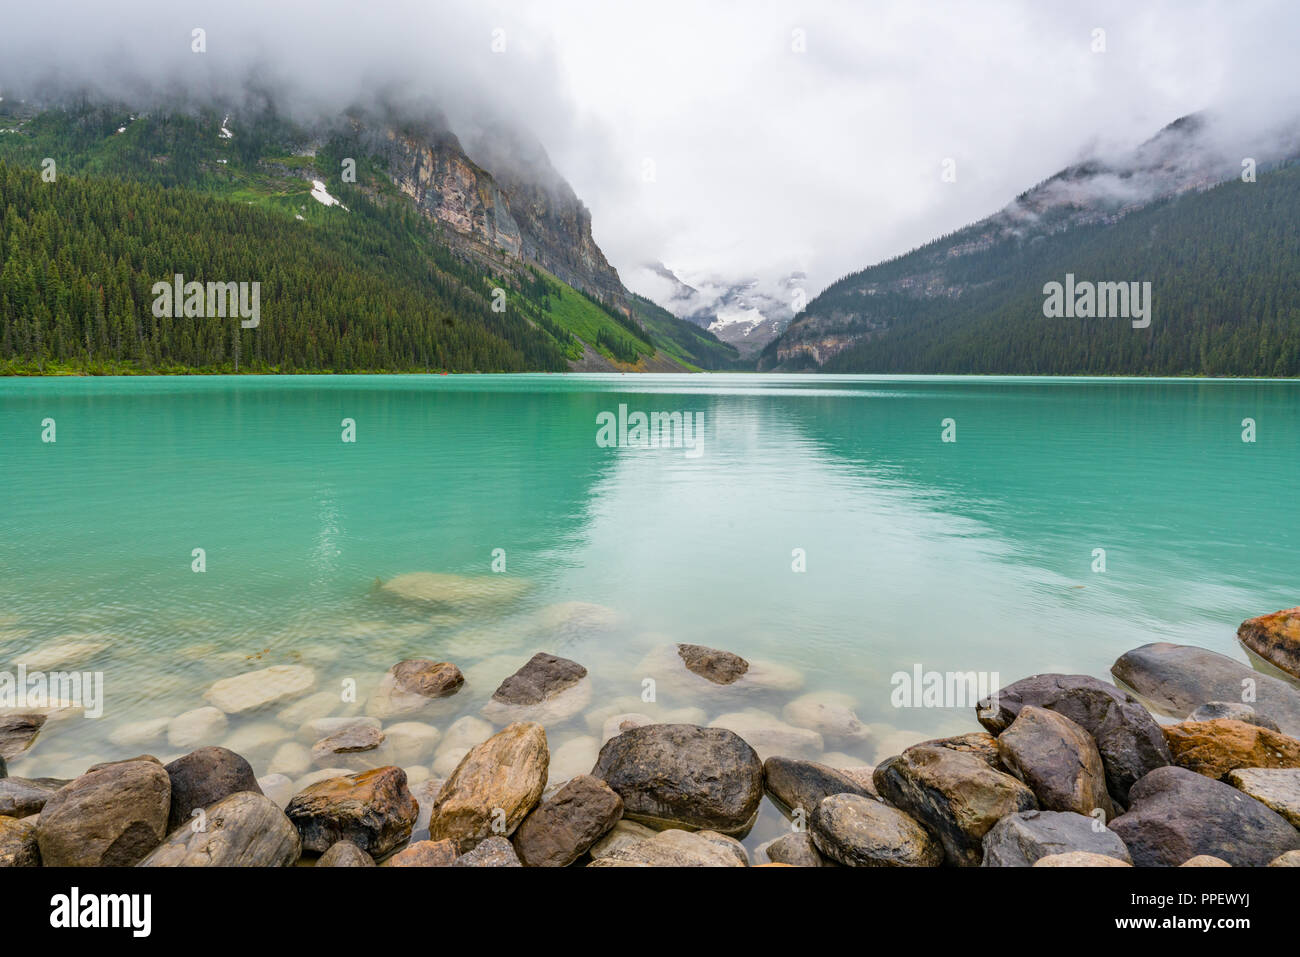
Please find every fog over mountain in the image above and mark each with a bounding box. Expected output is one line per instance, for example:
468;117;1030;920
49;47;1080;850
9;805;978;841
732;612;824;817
3;0;1299;331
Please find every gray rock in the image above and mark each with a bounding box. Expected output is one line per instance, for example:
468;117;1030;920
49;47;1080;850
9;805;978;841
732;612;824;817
873;745;1037;866
452;835;522;867
0;713;45;760
763;756;875;817
0;816;40;867
164;746;262;832
311;725;384;764
1188;701;1280;731
997;706;1114;819
811;793;942;867
512;774;623;867
592;724;763;835
490;652;587;706
139;791;300;866
1111;642;1300;738
764;831;834;866
978;673;1170;805
37;757;172;866
1225;768;1300;828
677;644;749;684
1109;766;1300;866
588;828;749;867
317;840;377;867
0;776;68;817
981;810;1132;866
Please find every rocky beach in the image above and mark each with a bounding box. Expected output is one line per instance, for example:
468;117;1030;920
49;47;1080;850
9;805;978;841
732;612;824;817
4;577;1300;869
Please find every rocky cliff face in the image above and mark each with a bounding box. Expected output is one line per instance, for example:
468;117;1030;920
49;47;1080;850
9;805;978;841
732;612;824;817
372;117;625;307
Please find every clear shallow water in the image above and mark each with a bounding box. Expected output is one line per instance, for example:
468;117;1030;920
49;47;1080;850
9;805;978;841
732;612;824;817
2;374;1298;849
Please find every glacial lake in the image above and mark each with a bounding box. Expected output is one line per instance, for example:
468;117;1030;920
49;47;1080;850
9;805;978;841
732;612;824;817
2;374;1298;850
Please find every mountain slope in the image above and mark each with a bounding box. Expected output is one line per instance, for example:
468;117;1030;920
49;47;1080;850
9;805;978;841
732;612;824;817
0;99;731;373
767;113;1300;376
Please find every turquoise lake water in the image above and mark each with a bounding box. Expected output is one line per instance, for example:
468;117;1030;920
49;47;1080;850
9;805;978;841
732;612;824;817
2;374;1297;847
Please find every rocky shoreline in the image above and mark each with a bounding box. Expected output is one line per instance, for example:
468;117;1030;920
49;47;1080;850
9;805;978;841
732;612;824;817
4;605;1300;867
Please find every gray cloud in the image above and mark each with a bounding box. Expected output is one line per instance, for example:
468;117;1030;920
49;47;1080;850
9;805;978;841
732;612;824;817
3;1;1298;313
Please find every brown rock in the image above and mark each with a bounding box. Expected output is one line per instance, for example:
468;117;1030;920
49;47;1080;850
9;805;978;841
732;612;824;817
1033;851;1132;867
677;644;749;684
383;838;458;866
139;791;300;867
36;758;171;866
1269;850;1300;866
588;828;749;867
1238;606;1300;680
1181;855;1232;866
0;713;46;760
1163;719;1300;780
317;840;376;866
513;774;622;867
0;776;68;817
427;721;549;844
914;731;1002;768
164;746;262;832
311;725;385;764
811;793;943;867
0;816;40;867
285;766;418;857
997;706;1114;819
391;659;464;698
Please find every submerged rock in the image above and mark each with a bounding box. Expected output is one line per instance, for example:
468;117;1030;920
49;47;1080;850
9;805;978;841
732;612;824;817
1108;766;1300;866
285;766;418;857
164;746;262;832
873;745;1037;866
378;571;529;608
1111;642;1300;737
140;792;300;867
592;724;763;835
427;721;549;844
978;673;1169;805
311;725;385;766
481;652;591;725
981;810;1131;866
1225;768;1300;827
1162;719;1300;779
512;774;623;867
0;713;46;760
366;660;464;719
37;757;171;866
811;793;943;867
782;692;872;743
1238;606;1300;679
997;706;1114;819
709;710;824;761
677;644;749;684
166;706;229;749
204;665;317;714
588;828;749;867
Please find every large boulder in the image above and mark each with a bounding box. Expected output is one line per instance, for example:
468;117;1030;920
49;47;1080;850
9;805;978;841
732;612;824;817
588;828;749;867
427;722;549;844
1111;642;1300;738
592;724;763;835
164;746;262;832
512;774;623;867
978;673;1170;804
873;745;1037;866
0;713;45;760
1225;768;1300;827
981;810;1132;866
139;792;300;866
204;665;317;714
0;816;40;867
481;653;591;724
1108;766;1300;866
0;776;67;817
37;757;172;866
763;757;874;817
1238;606;1300;679
811;793;942;867
997;706;1114;819
285;766;418;857
1162;719;1300;780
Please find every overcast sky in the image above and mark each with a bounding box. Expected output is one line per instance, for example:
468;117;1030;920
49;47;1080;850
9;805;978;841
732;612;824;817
3;1;1298;306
